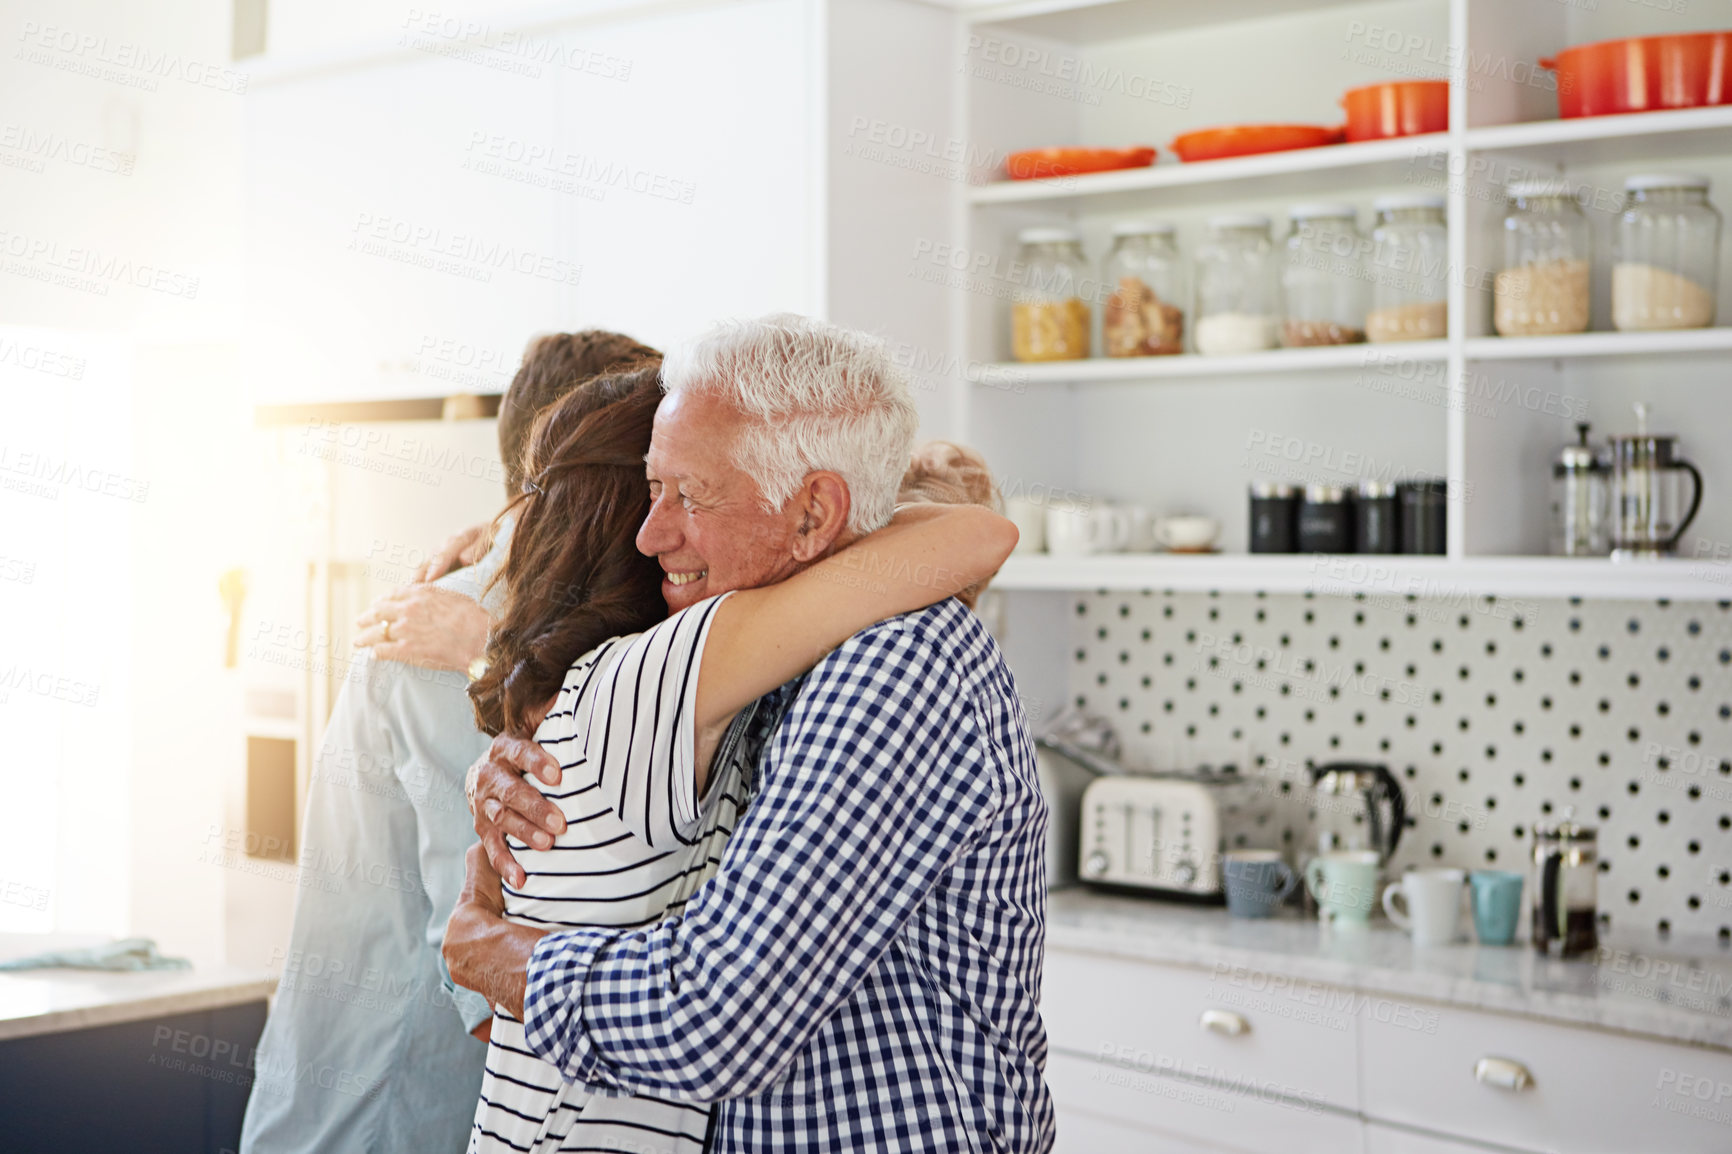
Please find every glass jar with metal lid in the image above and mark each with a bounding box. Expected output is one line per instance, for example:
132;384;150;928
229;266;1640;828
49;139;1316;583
1102;222;1185;356
1281;204;1368;347
1495;178;1591;337
1194;214;1281;355
1613;173;1722;331
1010;227;1091;362
1367;194;1448;343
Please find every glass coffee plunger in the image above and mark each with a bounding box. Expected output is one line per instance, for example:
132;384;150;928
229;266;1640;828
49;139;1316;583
1608;403;1703;559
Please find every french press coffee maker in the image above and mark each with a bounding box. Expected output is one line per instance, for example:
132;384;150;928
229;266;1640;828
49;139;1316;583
1531;809;1598;958
1550;422;1608;556
1609;403;1703;559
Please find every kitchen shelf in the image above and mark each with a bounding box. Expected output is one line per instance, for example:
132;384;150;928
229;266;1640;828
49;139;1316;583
1463;328;1732;363
253;393;500;427
959;0;1369;45
992;554;1732;601
974;341;1448;387
969;135;1448;210
1464;106;1732;166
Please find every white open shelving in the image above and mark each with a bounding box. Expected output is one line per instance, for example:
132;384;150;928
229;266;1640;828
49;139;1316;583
974;340;1447;386
949;0;1732;602
991;554;1732;601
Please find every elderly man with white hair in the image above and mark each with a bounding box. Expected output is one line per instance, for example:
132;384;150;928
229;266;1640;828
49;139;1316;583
445;314;1055;1153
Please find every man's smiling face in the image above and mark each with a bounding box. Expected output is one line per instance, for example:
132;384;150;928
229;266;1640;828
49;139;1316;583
636;389;806;613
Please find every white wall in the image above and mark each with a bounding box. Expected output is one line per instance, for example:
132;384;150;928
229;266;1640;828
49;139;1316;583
0;0;247;960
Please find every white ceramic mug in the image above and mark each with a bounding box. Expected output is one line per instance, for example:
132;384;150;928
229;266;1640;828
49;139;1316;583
1005;497;1047;554
1046;504;1132;556
1383;868;1467;948
1122;504;1157;553
1154;515;1221;553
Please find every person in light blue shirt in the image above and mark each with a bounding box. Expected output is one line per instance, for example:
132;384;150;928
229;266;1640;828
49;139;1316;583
239;330;659;1154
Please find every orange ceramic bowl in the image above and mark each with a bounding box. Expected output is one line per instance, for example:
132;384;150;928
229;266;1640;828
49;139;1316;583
1541;31;1732;118
1004;146;1156;180
1341;80;1450;141
1169;124;1344;163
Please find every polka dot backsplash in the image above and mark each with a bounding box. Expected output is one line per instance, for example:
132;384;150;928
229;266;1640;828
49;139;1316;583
1066;590;1732;941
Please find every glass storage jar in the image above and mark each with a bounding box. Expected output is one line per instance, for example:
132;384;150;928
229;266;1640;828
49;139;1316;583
1010;227;1091;362
1496;179;1591;337
1367;194;1448;343
1282;203;1368;346
1613;174;1722;331
1194;213;1281;355
1102;222;1185;356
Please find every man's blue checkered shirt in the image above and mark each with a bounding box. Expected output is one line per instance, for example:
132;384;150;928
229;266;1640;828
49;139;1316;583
520;599;1055;1152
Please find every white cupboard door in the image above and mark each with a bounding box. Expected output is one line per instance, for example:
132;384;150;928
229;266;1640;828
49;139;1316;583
1362;999;1732;1154
1047;1050;1365;1154
546;0;816;352
1364;1121;1527;1154
1044;947;1360;1110
1055;1106;1239;1154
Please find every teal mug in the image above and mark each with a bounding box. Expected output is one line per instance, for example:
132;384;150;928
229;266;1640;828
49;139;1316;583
1470;870;1524;946
1304;851;1382;927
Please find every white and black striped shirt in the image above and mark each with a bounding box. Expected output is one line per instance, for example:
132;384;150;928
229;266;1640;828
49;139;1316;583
470;594;746;1154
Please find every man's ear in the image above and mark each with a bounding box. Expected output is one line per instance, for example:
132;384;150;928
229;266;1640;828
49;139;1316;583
789;471;852;563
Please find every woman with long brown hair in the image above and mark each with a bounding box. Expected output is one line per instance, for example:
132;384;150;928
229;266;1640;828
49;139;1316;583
460;365;1014;1154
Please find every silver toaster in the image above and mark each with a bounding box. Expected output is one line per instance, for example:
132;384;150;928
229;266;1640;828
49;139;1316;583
1078;771;1266;897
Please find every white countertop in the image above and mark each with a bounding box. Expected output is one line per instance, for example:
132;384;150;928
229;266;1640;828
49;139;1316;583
1046;889;1732;1052
0;934;277;1043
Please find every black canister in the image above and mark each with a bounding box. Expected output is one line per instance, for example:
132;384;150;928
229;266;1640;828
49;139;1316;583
1249;481;1298;553
1297;483;1353;553
1399;479;1448;555
1356;480;1399;554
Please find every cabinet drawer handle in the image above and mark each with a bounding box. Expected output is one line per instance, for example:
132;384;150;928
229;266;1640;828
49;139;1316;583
1474;1057;1534;1092
1199;1009;1250;1037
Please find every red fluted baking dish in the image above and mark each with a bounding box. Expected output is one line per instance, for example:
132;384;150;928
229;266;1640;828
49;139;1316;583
1169;124;1343;163
1541;31;1732;118
1341;80;1449;142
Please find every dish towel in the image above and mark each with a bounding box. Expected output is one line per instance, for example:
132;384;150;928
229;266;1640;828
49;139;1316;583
0;937;192;972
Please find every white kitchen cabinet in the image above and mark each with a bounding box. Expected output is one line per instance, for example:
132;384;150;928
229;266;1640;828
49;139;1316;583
1044;946;1359;1110
1361;999;1732;1154
1054;1104;1238;1154
1044;942;1732;1153
1363;1122;1515;1154
242;0;958;436
1047;1050;1366;1154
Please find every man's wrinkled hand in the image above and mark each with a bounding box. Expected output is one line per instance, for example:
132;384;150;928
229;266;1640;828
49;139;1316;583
417;522;492;583
443;844;541;1020
469;728;565;889
353;585;490;671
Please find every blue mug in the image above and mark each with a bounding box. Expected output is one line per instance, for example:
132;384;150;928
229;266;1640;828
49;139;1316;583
1470;870;1524;946
1223;851;1299;918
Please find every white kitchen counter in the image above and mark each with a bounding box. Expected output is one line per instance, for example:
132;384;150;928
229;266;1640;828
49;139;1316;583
1046;889;1732;1052
0;934;276;1043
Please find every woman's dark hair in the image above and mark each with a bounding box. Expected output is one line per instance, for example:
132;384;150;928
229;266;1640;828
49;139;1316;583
496;330;660;494
470;362;667;737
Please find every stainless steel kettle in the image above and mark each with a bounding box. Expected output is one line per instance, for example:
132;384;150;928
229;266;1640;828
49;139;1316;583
1307;761;1406;864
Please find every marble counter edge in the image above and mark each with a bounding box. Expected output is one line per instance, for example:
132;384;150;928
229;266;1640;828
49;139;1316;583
1045;919;1732;1052
0;973;279;1043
